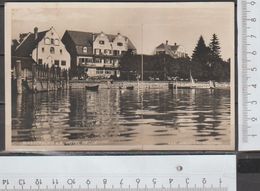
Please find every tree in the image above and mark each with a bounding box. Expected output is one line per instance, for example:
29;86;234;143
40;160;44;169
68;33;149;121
191;36;209;63
209;34;221;60
208;34;224;81
191;36;211;81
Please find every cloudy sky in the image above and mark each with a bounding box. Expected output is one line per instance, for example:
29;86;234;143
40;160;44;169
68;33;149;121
9;2;234;60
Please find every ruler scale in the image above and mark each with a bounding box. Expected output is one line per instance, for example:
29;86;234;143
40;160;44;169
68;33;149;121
239;0;260;150
0;156;236;191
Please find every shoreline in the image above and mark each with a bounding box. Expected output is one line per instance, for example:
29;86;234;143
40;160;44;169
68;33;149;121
70;80;230;90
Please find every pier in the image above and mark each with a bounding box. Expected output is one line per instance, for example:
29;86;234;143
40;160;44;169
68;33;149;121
13;60;69;94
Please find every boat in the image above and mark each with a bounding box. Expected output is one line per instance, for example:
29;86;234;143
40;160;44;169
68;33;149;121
209;80;216;89
171;71;195;89
85;85;99;91
190;70;196;87
168;83;174;89
126;86;134;90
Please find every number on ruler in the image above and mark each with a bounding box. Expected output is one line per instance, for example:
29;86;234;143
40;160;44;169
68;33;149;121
248;51;257;55
249;1;256;5
251;117;258;122
250;18;257;22
248;34;257;38
250;100;257;105
251;67;257;71
35;179;42;186
250;84;257;88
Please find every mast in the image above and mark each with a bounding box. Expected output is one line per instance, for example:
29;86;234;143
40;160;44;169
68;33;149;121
190;69;195;84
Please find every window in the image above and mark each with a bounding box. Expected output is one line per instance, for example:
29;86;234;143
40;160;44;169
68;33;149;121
50;47;55;54
42;47;44;52
104;49;107;54
79;58;84;65
105;70;111;74
51;38;54;44
117;42;123;46
54;39;59;45
99;40;105;45
95;58;101;63
83;47;87;53
113;50;119;56
87;58;93;63
96;69;103;74
95;49;100;55
44;38;50;44
54;60;59;66
38;59;43;65
61;61;66;66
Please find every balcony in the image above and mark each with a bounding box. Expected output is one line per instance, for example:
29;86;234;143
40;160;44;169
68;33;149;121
79;62;119;69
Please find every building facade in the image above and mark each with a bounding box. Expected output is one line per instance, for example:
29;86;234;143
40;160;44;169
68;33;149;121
14;27;70;72
61;30;136;78
155;40;188;59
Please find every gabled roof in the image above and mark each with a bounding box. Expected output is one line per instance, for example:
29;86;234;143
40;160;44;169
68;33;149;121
126;38;136;50
155;43;181;58
156;43;179;52
15;30;49;57
64;30;136;51
64;30;94;47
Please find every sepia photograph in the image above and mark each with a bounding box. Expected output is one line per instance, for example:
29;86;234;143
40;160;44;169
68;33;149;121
5;2;235;151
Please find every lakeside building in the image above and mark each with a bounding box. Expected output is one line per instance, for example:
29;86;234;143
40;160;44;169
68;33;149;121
61;30;136;79
11;27;71;93
13;27;71;74
155;40;188;59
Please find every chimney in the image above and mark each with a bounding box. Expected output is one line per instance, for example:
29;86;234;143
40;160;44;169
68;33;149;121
174;42;177;46
92;33;95;42
166;40;168;45
34;27;38;40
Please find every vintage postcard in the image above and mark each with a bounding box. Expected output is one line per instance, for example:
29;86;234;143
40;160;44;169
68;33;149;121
5;2;235;151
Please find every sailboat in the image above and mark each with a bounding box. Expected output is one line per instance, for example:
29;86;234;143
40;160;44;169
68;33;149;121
209;80;216;89
190;70;196;88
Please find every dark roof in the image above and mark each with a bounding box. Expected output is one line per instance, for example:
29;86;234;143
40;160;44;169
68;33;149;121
64;30;94;47
12;56;35;69
65;30;136;50
15;30;49;57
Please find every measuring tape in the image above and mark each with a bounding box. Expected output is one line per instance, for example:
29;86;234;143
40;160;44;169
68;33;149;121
0;156;236;191
238;0;260;151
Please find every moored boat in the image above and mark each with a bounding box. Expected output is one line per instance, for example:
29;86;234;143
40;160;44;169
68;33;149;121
85;85;99;91
126;86;134;90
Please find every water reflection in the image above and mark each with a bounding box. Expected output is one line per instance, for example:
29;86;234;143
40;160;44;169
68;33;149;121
12;88;231;147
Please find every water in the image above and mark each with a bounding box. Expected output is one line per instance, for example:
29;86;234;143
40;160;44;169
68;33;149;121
12;88;231;148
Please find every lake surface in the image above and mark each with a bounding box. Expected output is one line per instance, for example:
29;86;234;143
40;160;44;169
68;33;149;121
12;88;231;148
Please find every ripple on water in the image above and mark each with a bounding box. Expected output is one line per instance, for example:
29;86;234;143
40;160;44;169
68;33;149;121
12;88;231;147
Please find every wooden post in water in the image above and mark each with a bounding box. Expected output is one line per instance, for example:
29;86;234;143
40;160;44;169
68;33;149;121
15;60;22;94
66;69;69;90
47;65;50;91
32;62;37;93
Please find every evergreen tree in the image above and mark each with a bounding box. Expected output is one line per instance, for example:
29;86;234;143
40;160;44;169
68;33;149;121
209;34;221;59
191;36;211;81
191;36;209;63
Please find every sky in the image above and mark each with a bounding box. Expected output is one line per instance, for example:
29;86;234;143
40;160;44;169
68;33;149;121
10;2;234;60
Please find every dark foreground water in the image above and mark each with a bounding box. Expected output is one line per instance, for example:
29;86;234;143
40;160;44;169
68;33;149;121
12;88;231;147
